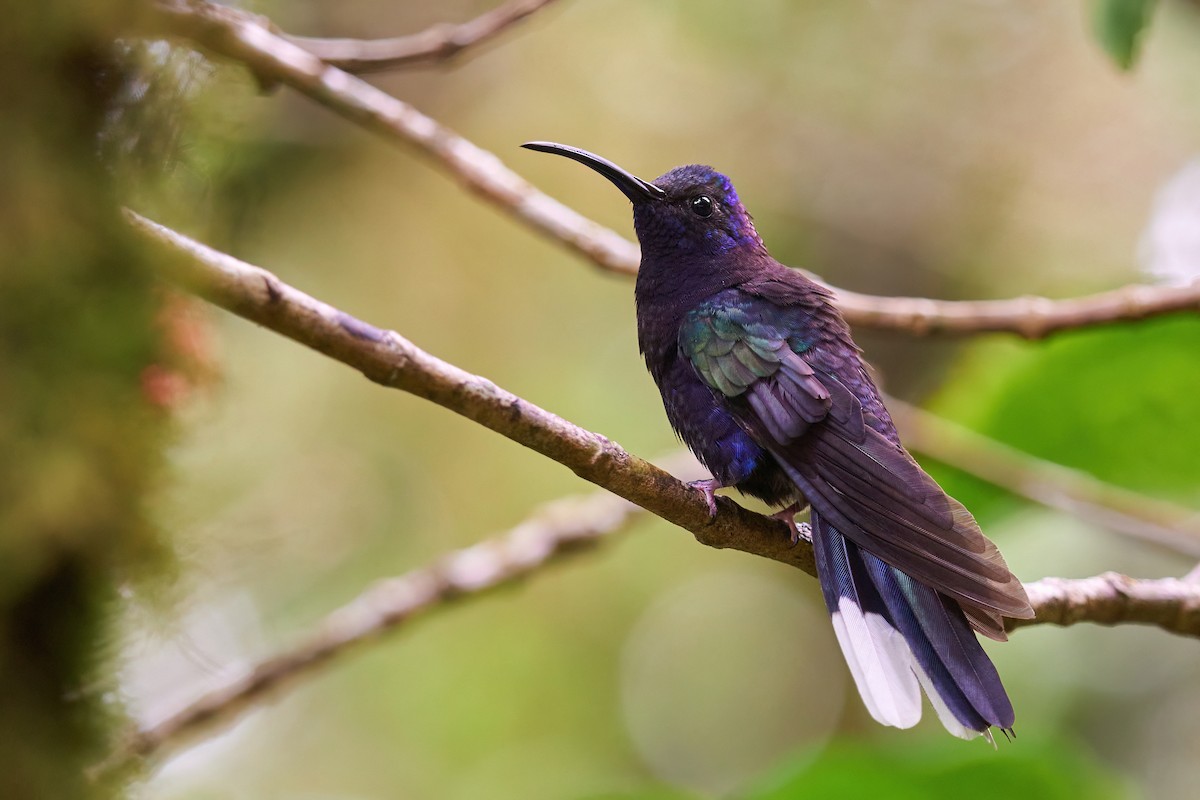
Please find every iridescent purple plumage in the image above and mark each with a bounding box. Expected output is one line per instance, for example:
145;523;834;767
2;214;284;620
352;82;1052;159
523;142;1034;741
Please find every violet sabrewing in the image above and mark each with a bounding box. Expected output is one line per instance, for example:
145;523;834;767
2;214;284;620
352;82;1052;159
523;141;1034;742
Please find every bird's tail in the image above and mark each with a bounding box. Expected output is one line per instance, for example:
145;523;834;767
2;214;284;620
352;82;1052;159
810;509;1015;742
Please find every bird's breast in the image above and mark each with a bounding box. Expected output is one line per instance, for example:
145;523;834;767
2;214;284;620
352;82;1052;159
649;347;792;502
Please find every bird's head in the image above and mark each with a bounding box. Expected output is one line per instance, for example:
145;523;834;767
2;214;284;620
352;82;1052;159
522;142;765;262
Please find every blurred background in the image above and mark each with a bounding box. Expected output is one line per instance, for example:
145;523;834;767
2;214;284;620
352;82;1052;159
41;0;1200;797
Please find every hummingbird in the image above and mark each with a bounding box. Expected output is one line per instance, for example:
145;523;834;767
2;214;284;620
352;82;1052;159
523;141;1034;742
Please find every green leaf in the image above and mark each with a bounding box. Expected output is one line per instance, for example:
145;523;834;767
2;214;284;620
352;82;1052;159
742;739;1129;800
1092;0;1159;70
927;317;1200;523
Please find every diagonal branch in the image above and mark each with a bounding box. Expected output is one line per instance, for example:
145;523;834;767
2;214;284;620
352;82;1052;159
153;0;1200;340
287;0;561;74
889;397;1200;557
116;487;646;765
116;487;1200;767
126;209;809;572
152;0;640;274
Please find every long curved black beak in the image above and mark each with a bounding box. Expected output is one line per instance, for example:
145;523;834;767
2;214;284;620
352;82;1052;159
522;141;666;203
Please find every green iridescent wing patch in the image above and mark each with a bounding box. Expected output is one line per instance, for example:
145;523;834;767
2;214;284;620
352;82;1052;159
680;296;832;443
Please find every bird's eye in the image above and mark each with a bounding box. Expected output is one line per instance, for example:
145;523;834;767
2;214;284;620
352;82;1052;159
690;195;714;218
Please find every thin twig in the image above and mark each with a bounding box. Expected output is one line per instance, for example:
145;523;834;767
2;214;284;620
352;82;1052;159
287;0;560;74
830;281;1200;339
889;397;1200;557
151;0;1200;339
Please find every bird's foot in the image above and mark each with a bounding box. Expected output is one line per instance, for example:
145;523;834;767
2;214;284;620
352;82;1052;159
687;478;722;519
771;504;811;546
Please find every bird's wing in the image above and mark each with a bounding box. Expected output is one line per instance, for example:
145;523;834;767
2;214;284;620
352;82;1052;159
680;292;834;444
679;291;1032;632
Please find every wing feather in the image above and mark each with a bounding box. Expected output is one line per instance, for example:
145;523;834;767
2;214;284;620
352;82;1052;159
679;291;1032;628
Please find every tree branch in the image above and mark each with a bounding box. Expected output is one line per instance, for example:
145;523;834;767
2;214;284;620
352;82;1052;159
286;0;561;74
889;397;1200;557
831;281;1200;338
1014;572;1200;635
116;486;645;765
153;0;1200;340
152;0;640;275
116;485;1200;767
126;209;808;572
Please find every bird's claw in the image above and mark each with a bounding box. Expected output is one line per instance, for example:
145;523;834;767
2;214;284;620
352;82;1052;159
771;504;811;547
687;478;721;519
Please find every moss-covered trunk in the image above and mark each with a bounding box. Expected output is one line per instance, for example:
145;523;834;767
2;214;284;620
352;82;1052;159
0;2;167;796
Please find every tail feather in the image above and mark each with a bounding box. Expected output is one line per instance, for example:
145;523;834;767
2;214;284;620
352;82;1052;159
911;663;980;741
811;510;1016;738
811;511;921;729
861;552;1013;733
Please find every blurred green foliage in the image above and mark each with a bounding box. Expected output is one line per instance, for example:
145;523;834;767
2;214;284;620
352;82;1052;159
595;738;1128;800
745;740;1127;800
930;317;1200;523
1092;0;1159;69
